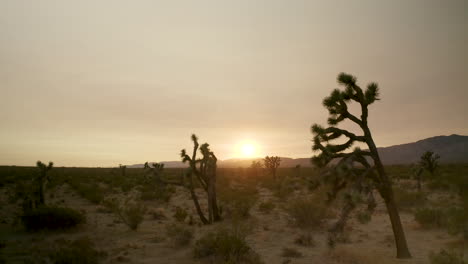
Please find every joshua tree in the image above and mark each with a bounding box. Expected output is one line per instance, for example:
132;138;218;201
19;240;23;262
311;73;411;258
35;161;54;206
411;165;424;192
119;164;127;177
180;134;220;224
264;156;281;180
250;160;263;177
144;162;165;184
419;151;440;177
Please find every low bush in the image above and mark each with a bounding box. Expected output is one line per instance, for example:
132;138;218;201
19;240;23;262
166;223;193;247
21;206;85;231
415;207;466;235
294;233;315;247
356;210;372;224
393;187;426;210
281;247;302;258
286;196;328;230
429;249;464;264
193;228;262;263
48;237;106;264
173;206;188;222
103;198;146;230
258;201;275;214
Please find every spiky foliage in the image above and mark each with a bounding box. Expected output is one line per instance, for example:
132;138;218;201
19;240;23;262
180;134;220;224
144;162;165;184
419;151;440;177
311;73;411;259
250;160;263;177
35;161;53;206
263;156;281;180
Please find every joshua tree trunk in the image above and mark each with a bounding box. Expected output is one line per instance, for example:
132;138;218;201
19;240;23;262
366;131;411;259
188;173;208;225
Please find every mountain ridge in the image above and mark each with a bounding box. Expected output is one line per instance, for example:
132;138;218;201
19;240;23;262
128;134;468;168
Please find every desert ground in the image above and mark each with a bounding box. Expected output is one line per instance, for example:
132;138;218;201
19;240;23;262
0;165;466;264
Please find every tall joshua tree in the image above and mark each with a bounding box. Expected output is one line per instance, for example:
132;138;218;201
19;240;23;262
311;73;411;258
180;134;220;224
36;161;53;206
419;151;440;177
263;156;281;180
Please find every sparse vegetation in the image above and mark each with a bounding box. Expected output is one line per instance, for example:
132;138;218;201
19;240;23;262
103;197;146;230
286;195;328;230
258;200;275;214
166;223;194;247
429;249;465;264
193;227;262;263
281;247;302;258
21;206;85;231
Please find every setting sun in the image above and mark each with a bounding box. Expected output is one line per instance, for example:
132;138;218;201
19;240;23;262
241;143;256;158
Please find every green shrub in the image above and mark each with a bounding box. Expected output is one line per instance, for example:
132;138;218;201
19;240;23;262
286;196;328;230
21;206;85;231
194;228;262;263
166;223;193;247
173;206;188;222
393;187;426;210
139;185;173;202
415;207;466;235
414;208;445;228
103;198;146;230
294;233;315;247
281;247;303;258
48;237;106;264
356;210;372;224
429;249;464;264
258;201;275;214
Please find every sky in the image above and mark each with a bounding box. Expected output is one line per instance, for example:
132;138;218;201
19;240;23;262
1;0;467;167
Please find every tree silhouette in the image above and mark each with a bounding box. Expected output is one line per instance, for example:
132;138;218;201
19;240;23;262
36;161;54;206
180;134;220;224
311;73;411;258
419;151;440;177
143;162;165;184
263;156;281;180
250;160;263;177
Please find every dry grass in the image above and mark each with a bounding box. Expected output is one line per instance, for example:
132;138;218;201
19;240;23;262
324;247;395;264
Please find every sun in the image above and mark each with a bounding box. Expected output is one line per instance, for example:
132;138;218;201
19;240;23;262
241;143;256;158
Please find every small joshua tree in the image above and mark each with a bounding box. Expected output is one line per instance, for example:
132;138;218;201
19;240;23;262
250;160;263;177
119;164;127;177
419;151;440;177
311;73;411;258
36;161;54;206
263;156;281;180
411;165;424;192
180;134;220;224
144;162;165;184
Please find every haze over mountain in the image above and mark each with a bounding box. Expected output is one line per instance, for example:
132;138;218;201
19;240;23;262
130;134;468;168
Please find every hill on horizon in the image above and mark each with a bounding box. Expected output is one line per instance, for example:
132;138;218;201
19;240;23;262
129;134;468;168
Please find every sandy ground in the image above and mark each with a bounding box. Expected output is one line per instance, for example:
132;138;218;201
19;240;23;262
0;181;462;264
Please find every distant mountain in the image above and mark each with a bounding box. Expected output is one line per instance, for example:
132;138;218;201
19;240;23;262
129;134;468;168
377;134;468;165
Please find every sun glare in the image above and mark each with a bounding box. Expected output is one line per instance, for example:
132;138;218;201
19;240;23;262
241;143;256;158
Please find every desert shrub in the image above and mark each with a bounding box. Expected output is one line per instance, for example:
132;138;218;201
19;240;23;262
414;207;466;235
294;233;315;247
70;182;104;204
173;206;188;222
21;206;85;231
281;247;302;258
139;184;173;202
48;237;106;264
286;196;328;230
258;201;275;214
166;223;193;247
325;247;392;264
193;227;262;264
429;249;465;264
103;198;146;230
393;187;426;210
219;186;258;219
356;210;372;224
414;208;445;228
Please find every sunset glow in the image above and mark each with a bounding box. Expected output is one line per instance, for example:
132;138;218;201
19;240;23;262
240;143;256;158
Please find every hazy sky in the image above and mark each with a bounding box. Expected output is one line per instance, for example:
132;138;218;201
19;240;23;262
1;0;467;167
